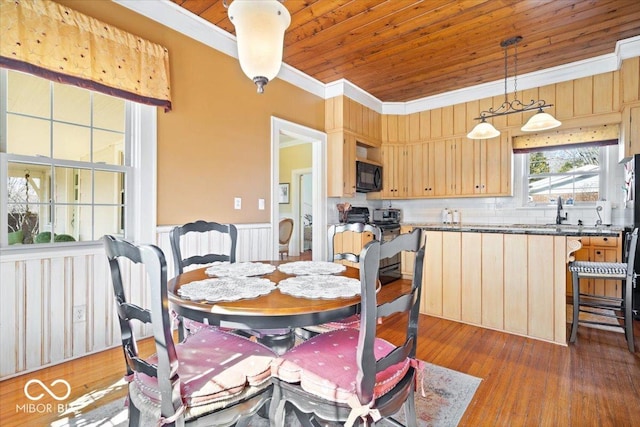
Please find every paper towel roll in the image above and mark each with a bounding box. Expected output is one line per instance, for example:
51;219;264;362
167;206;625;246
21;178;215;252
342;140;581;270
596;200;612;225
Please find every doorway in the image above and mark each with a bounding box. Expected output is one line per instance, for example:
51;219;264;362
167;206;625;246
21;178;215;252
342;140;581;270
290;169;312;255
271;117;327;261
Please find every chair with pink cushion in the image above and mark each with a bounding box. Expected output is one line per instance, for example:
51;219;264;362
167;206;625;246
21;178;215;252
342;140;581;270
103;235;276;426
270;228;425;426
295;222;382;340
170;220;294;352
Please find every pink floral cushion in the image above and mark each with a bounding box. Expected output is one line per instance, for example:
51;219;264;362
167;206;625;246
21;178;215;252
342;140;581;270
134;328;276;407
271;328;410;403
321;314;361;330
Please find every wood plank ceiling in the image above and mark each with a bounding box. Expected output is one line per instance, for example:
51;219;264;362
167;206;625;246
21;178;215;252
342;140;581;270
171;0;640;102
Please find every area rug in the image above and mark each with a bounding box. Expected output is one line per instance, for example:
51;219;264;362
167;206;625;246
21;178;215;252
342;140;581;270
68;362;481;427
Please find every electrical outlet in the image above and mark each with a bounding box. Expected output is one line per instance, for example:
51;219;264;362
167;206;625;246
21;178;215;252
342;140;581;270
73;305;86;322
234;197;242;210
258;198;265;210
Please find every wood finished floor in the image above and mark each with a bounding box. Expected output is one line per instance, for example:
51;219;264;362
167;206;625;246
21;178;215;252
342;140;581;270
1;267;638;426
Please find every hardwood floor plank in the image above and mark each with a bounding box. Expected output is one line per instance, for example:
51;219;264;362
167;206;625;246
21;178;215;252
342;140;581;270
1;310;638;426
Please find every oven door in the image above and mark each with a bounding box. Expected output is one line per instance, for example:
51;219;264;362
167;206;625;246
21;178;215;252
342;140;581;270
378;224;401;284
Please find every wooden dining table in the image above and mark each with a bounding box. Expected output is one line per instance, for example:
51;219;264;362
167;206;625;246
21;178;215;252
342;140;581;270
168;260;367;331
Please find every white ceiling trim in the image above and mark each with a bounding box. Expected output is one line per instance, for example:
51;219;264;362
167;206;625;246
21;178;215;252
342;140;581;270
115;1;640;116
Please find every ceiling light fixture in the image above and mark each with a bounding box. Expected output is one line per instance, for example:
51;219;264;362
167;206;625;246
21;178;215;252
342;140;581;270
227;0;291;94
467;36;561;139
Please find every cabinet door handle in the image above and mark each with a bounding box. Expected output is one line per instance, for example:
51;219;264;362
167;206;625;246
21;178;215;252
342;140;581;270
603;237;608;242
596;250;602;255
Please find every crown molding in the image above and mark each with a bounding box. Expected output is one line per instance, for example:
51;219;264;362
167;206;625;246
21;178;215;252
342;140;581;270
115;1;640;116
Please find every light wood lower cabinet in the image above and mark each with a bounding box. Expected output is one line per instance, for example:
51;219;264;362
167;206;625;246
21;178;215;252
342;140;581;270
409;230;568;345
331;229;375;268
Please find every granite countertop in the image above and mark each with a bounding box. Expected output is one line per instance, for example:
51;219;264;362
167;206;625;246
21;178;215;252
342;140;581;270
408;223;626;237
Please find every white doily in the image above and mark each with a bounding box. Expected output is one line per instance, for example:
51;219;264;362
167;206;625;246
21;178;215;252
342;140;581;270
205;261;276;277
277;261;346;276
277;275;361;299
178;277;276;302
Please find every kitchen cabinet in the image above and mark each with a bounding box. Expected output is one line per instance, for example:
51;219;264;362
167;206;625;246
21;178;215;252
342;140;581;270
414;141;441;197
411;229;568;345
400;225;415;277
432;138;462;196
460;134;512;196
619;103;640;162
379;144;408;198
567;235;622;298
325;95;381;146
327;131;357;197
331;228;376;269
408;143;426;197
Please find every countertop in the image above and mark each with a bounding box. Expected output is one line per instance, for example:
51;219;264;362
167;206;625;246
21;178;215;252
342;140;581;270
407;223;626;237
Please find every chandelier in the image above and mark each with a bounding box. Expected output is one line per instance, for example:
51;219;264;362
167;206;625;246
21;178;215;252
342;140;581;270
227;0;291;94
467;36;561;139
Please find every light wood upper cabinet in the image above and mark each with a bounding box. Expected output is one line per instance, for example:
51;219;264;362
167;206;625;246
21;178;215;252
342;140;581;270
619;103;640;162
326;96;381;146
327;131;356;197
379;144;408;198
460;134;512;196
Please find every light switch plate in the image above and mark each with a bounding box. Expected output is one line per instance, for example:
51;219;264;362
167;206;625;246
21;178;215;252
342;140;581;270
234;197;242;210
258;198;265;210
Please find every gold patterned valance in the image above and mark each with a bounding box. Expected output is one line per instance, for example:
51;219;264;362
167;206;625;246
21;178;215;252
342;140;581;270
0;0;172;111
512;124;619;152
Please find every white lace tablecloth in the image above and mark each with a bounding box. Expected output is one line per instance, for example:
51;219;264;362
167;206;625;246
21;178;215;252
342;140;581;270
277;275;361;299
277;261;346;276
178;277;276;302
205;261;276;277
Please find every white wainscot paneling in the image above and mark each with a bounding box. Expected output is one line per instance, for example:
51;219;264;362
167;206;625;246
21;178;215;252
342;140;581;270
0;223;272;379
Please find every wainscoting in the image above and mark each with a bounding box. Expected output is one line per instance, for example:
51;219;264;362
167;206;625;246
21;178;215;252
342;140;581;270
0;223;272;380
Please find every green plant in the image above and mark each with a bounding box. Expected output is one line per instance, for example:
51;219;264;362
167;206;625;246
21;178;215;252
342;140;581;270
54;234;76;242
34;232;54;243
8;230;24;245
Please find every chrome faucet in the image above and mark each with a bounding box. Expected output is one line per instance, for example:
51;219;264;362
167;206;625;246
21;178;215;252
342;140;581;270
556;196;568;225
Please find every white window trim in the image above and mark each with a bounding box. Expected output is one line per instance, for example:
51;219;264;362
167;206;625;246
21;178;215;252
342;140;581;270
519;144;619;207
0;71;156;253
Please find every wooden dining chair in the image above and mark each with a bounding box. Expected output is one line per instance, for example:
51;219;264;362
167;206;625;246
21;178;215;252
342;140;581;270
102;235;276;426
568;228;638;352
279;218;294;259
169;220;238;275
270;228;425;427
296;222;382;339
169;220;238;339
170;220;294;351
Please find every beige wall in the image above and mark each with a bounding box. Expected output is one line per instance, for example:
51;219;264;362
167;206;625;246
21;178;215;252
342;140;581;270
55;0;325;226
279;143;312;216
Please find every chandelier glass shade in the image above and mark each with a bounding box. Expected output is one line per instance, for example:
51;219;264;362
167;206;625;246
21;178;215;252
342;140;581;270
228;0;291;93
520;109;562;132
467;36;561;139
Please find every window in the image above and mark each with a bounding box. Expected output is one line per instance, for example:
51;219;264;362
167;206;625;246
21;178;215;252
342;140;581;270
1;69;130;246
526;144;605;205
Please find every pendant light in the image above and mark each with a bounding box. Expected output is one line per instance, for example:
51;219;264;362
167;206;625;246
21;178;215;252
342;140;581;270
467;36;561;139
227;0;291;94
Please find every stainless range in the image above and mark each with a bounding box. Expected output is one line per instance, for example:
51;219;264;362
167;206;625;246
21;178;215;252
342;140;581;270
344;207;402;285
371;209;402;285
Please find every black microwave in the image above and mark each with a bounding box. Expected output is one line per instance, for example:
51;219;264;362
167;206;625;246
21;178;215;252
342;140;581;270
356;160;382;193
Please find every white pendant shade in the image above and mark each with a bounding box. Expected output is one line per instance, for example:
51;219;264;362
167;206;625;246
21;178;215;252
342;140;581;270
467;120;501;139
521;110;562;132
228;0;291;93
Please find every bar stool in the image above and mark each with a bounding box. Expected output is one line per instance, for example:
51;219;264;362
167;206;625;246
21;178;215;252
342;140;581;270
568;228;638;352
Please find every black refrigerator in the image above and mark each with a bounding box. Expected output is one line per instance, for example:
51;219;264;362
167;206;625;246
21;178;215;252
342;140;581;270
632;155;640;319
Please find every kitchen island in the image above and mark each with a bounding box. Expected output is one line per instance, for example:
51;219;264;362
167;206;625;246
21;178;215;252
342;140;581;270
402;223;625;345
